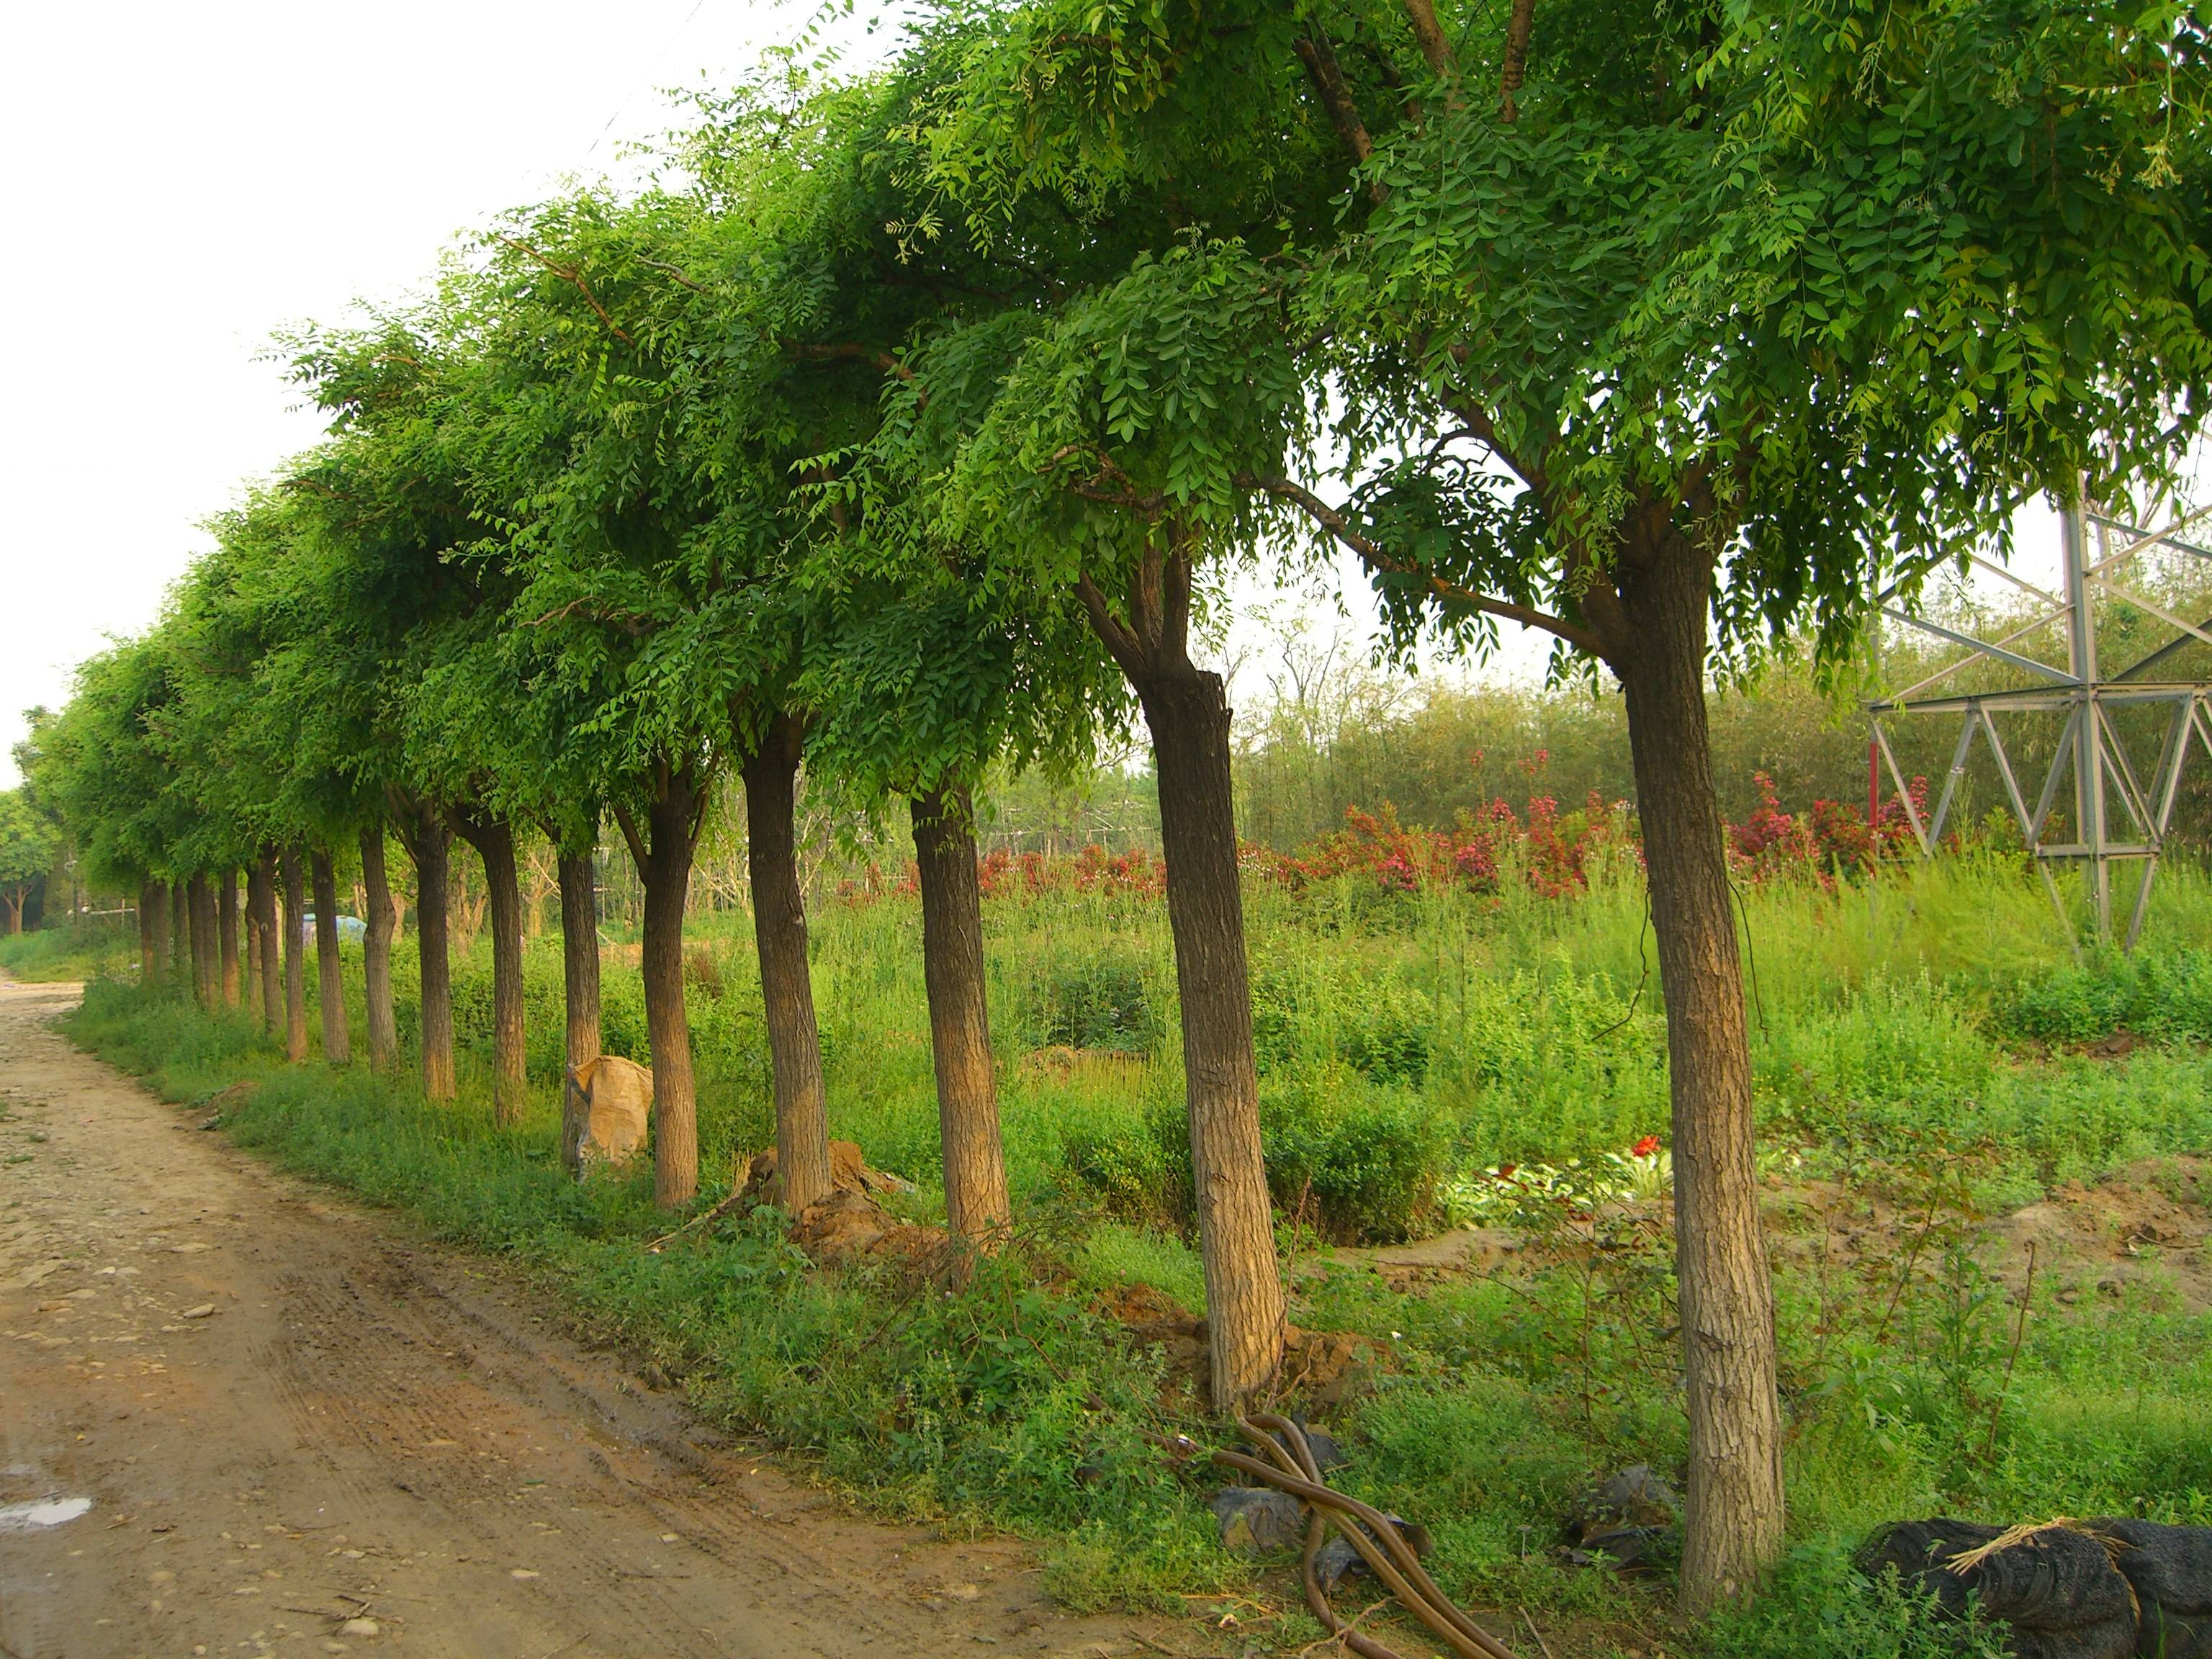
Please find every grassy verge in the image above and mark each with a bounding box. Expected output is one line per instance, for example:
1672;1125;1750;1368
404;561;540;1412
0;916;133;982
48;852;2212;1656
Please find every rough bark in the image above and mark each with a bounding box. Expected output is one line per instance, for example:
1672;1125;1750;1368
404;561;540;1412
311;849;351;1066
740;716;831;1214
1614;533;1785;1614
405;807;457;1102
359;827;399;1072
217;869;240;1009
557;848;602;1177
1077;543;1285;1408
140;878;166;989
910;786;1011;1248
618;773;705;1209
249;853;281;1038
279;849;308;1063
454;812;526;1125
186;874;217;1008
169;881;189;989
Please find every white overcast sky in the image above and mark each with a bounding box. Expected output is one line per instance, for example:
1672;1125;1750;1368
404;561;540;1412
0;0;905;786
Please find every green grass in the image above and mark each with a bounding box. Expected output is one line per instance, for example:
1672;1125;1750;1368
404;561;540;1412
0;915;133;981
48;851;2212;1656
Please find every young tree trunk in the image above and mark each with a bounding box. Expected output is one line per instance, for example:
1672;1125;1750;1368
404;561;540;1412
910;786;1011;1247
170;881;189;989
408;808;457;1102
1133;666;1285;1408
741;716;831;1213
187;873;218;1008
454;813;526;1125
279;848;308;1063
250;852;282;1038
359;827;398;1073
1078;541;1285;1408
1615;539;1784;1615
217;869;240;1009
311;850;351;1066
556;847;602;1177
140;878;165;989
620;775;703;1209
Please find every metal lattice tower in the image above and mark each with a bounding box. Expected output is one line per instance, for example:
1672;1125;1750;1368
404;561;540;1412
1867;492;2212;948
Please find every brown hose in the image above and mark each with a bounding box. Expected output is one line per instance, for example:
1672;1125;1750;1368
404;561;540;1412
1242;1418;1405;1659
1220;1414;1523;1659
1242;1411;1516;1658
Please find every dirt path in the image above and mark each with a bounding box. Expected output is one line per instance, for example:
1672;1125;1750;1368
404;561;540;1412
0;979;1161;1659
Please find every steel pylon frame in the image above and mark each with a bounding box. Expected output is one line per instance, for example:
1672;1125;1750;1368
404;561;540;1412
1866;493;2212;949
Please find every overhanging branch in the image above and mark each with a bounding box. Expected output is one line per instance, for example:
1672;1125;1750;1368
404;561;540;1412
496;235;633;344
1241;472;1601;656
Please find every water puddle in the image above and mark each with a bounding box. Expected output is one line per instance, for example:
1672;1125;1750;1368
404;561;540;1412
0;1497;93;1532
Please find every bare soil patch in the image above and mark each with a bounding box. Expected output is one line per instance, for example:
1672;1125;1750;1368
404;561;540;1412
0;978;1182;1659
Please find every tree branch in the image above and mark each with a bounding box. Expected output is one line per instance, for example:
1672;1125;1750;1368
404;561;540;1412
1292;26;1381;194
1239;472;1602;656
1499;0;1537;121
637;256;706;292
783;341;915;382
496;235;633;344
1401;0;1462;102
1043;444;1166;513
611;801;650;881
1074;570;1147;680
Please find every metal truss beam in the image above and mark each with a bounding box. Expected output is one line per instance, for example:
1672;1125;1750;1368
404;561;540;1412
1868;487;2212;950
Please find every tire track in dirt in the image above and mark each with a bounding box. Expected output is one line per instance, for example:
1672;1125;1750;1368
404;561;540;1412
0;976;1174;1659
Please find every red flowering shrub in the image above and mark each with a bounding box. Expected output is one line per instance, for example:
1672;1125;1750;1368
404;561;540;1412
857;769;1954;912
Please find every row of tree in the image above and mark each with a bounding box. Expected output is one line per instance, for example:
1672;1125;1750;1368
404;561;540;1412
23;0;2211;1617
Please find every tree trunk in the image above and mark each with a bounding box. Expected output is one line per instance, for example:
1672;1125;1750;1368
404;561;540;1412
741;716;831;1213
627;781;703;1209
359;827;398;1072
311;850;351;1066
170;881;189;989
911;786;1011;1247
1616;539;1785;1615
409;808;457;1102
243;901;257;995
557;847;602;1177
455;814;526;1125
250;852;281;1038
1078;541;1285;1409
1132;666;1285;1408
279;849;308;1063
188;873;218;1008
140;878;165;989
217;869;240;1009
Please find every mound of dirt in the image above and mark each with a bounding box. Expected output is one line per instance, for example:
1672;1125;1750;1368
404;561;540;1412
788;1187;956;1276
1094;1284;1384;1408
1755;1158;2212;1313
1987;1157;2212;1310
736;1138;917;1210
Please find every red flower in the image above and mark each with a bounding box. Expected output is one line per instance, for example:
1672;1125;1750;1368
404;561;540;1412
1631;1135;1660;1159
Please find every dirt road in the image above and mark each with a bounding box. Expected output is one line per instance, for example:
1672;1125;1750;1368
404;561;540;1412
0;979;1159;1659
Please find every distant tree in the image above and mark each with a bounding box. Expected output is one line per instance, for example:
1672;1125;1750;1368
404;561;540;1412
0;791;55;935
